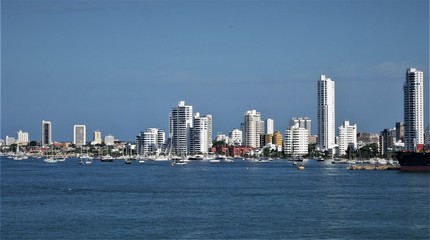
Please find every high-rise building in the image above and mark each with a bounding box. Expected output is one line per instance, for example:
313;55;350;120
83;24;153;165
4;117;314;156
93;130;102;145
41;120;52;146
243;110;261;148
403;68;424;151
191;113;212;154
104;134;115;146
273;131;283;147
290;117;312;136
395;122;404;142
136;128;165;156
17;130;29;144
284;126;308;155
380;128;394;156
5;136;16;146
265;118;274;135
338;121;357;156
317;75;335;152
229;129;243;146
73;125;86;146
169;101;193;155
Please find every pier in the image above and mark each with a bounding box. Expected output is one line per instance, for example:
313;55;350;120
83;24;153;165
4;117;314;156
347;164;400;171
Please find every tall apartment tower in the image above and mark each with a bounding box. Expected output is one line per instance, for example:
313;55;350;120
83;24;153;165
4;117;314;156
317;75;335;151
17;130;29;144
191;113;212;154
73;125;86;146
169;101;193;155
243;110;261;148
41;120;52;146
229;128;243;146
395;122;404;142
136;128;165;156
338;121;357;156
403;68;424;151
290;117;312;136
284;126;309;155
265;119;274;135
93;130;102;145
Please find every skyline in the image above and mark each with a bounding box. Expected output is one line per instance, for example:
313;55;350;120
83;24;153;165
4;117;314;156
2;0;429;141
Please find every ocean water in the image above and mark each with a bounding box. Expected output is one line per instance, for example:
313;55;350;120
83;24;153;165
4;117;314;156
1;157;429;239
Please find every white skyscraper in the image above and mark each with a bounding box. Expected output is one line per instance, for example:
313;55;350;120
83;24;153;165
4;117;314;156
191;113;212;154
284;126;309;155
243;110;261;148
229;128;243;146
290;117;312;136
41;120;52;146
104;134;115;146
17;130;29;144
73;125;86;146
338;121;357;156
137;128;165;156
317;75;335;151
403;68;424;151
93;130;102;145
265;118;274;135
169;101;193;155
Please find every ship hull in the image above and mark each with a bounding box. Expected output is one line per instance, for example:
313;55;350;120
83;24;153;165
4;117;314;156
396;152;430;171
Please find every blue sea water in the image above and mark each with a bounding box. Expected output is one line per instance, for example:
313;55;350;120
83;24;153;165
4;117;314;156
1;157;429;239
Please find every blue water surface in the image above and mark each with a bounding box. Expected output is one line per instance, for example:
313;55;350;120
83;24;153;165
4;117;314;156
1;157;429;239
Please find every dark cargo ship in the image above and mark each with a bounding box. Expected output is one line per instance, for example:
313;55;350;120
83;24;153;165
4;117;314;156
396;151;430;171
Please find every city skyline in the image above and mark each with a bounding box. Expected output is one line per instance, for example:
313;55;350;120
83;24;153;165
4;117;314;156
2;0;429;141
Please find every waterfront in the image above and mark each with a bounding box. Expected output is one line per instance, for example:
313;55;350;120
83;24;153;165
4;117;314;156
1;157;429;239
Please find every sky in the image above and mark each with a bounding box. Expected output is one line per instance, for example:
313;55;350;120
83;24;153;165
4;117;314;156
1;0;429;142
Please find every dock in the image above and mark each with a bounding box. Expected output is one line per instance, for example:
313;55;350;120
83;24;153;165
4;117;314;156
347;164;401;171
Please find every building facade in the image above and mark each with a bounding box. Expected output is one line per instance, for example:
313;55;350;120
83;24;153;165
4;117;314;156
403;68;424;151
104;134;115;146
229;128;242;146
93;130;102;145
169;101;193;155
380;128;394;156
338;121;357;156
284;126;308;155
136;128;165;156
41;120;52;146
290;117;312;136
190;113;212;154
265;118;274;135
317;75;335;152
243;110;261;148
73;125;86;146
395;122;404;142
17;130;29;144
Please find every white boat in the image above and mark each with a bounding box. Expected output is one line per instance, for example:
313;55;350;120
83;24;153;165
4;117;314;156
172;159;187;165
44;157;58;163
100;155;114;162
209;159;221;163
138;160;145;164
224;158;234;163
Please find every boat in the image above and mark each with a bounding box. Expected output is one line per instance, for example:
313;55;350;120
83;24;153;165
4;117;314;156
316;157;325;161
43;157;58;163
395;151;430;171
297;164;305;170
124;158;132;164
256;157;272;163
100;155;114;162
171;159;187;166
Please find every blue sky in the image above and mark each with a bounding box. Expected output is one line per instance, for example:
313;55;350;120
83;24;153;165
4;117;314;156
2;0;429;142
